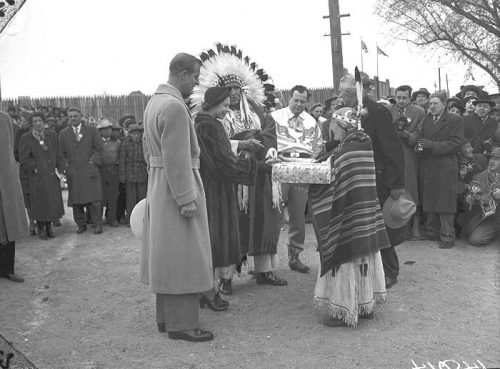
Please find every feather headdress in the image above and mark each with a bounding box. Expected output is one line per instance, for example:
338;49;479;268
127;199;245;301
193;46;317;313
354;66;364;131
191;43;276;112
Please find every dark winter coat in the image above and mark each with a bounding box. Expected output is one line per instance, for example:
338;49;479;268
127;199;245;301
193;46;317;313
362;98;406;246
194;112;260;268
19;130;65;221
463;114;498;154
0;112;28;243
58;124;103;206
417;110;464;213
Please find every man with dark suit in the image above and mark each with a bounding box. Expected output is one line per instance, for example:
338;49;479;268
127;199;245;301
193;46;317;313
463;98;498;154
59;107;103;234
338;74;406;289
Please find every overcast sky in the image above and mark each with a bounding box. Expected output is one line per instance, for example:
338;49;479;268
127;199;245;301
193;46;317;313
0;0;496;99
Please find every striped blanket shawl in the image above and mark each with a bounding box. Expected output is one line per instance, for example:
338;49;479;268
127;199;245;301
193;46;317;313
309;131;391;277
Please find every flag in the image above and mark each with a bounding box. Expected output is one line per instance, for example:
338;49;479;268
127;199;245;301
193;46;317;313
361;40;368;53
376;46;388;57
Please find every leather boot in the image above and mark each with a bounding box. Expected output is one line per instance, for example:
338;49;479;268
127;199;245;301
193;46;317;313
45;221;55;238
37;221;48;240
288;249;309;273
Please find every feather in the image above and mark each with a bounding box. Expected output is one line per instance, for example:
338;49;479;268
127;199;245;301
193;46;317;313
244;56;250;64
251;62;257;71
222;45;230;53
231;46;237;55
216;43;223;54
354;66;364;130
200;52;209;62
208;49;216;57
237;50;242;59
256;69;264;76
260;74;269;82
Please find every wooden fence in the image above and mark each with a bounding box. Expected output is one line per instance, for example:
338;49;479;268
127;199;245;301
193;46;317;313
0;80;395;121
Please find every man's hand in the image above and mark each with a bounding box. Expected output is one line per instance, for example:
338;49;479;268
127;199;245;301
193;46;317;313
238;139;264;152
180;201;197;218
398;131;410;140
418;139;433;150
390;188;404;200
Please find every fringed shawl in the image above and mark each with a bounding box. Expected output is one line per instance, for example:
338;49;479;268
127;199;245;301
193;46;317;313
309;131;391;277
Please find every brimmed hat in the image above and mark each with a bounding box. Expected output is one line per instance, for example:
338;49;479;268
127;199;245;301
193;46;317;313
128;124;143;133
412;88;430;99
112;122;122;130
447;96;463;106
204;86;230;108
472;99;496;108
458;85;485;100
382;191;416;229
488;147;500;158
97;119;113;129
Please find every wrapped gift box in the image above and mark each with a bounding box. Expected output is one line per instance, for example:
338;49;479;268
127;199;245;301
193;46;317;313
272;158;333;184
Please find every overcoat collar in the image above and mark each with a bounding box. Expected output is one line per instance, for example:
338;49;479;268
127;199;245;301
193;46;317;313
155;83;191;116
69;123;86;144
425;109;452;137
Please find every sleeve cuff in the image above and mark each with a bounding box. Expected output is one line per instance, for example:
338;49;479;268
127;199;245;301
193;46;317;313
175;187;197;207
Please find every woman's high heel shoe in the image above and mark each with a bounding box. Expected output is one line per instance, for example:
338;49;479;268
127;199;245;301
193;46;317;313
199;292;228;311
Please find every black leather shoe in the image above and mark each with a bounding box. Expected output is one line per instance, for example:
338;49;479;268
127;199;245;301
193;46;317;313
76;226;87;234
439;241;454;249
289;258;310;273
168;328;214;342
385;276;397;289
256;272;288;286
157;323;166;333
218;278;232;295
199;293;228;311
5;273;24;283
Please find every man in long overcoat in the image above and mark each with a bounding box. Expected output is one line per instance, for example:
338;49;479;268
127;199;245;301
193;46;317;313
389;85;426;238
417;92;464;248
59;107;103;234
140;53;214;342
463;98;498;154
0;111;29;283
338;75;406;289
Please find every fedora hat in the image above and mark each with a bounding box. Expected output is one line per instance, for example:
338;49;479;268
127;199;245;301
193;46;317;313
382;191;416;229
97;119;113;130
472;99;496;108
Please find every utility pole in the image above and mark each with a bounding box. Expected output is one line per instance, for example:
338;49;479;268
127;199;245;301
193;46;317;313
324;0;350;93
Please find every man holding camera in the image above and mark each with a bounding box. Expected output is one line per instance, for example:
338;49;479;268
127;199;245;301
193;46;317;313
463;98;498;155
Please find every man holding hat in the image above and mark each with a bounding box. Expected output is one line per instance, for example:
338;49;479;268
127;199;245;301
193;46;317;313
417;92;464;248
460;147;500;246
118;123;147;226
97;119;121;227
463;97;498;154
59;107;103;234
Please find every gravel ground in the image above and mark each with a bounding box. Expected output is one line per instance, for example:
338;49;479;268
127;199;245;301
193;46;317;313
1;197;499;369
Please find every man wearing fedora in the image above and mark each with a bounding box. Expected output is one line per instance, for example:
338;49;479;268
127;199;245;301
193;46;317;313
97;119;121;227
463;97;498;154
411;88;430;112
460;147;500;246
417;92;464;249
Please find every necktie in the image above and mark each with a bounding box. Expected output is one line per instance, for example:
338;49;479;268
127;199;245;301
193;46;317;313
74;127;80;142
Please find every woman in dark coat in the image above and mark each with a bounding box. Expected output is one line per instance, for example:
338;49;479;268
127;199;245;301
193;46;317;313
194;87;271;310
19;113;64;240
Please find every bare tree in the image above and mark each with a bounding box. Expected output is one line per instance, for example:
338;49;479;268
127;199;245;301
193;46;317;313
375;0;500;90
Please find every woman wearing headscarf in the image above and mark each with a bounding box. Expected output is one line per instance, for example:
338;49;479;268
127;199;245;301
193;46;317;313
0;111;29;282
19;112;64;240
194;87;275;310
